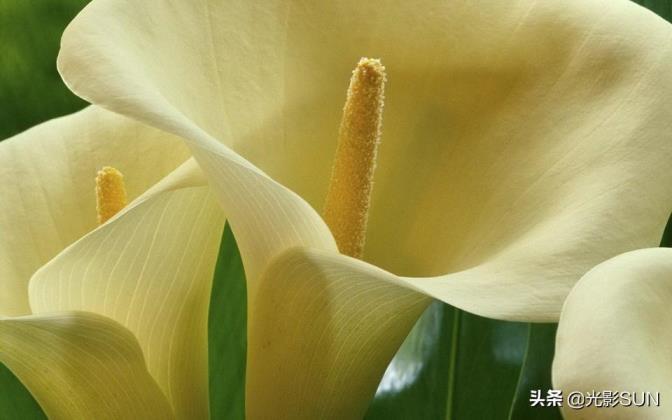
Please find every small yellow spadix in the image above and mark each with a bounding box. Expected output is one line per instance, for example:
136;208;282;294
95;166;127;224
323;57;387;259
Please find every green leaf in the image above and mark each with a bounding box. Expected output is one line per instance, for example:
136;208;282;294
450;313;528;419
508;324;562;420
208;223;247;420
0;363;45;420
365;305;561;420
363;303;456;419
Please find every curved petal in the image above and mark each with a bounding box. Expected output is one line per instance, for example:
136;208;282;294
58;0;672;320
0;106;189;316
248;247;429;419
29;160;225;419
552;248;672;419
57;0;340;304
0;311;174;419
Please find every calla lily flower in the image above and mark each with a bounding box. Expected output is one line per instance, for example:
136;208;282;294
3;0;672;418
54;0;672;416
0;106;226;418
552;248;672;420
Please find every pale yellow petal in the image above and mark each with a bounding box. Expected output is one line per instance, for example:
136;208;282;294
552;248;672;420
58;0;672;319
248;247;429;419
56;1;672;413
58;0;339;303
29;160;224;419
0;106;189;316
0;311;174;420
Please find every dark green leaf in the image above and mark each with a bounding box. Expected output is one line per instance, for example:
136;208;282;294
208;223;247;420
508;324;562;420
365;305;560;420
364;303;457;419
0;364;45;420
450;313;529;419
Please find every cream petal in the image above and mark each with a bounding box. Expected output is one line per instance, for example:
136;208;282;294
58;0;672;319
58;0;340;300
187;140;338;304
248;247;429;419
29;160;224;419
0;311;174;419
0;106;189;316
552;248;672;419
248;244;569;415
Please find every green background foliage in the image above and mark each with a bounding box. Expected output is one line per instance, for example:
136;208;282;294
0;0;88;140
0;1;670;419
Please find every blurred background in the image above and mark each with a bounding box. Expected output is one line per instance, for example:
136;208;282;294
0;0;88;140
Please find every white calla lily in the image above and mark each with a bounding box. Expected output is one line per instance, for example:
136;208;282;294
2;0;671;418
553;248;672;420
57;0;672;319
0;107;226;418
0;106;189;317
55;0;672;415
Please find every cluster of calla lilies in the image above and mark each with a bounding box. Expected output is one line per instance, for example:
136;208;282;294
2;0;672;419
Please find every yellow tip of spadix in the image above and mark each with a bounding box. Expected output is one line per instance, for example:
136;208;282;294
95;166;127;225
323;57;387;259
